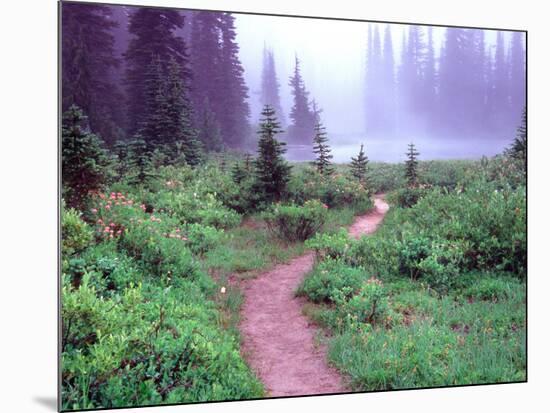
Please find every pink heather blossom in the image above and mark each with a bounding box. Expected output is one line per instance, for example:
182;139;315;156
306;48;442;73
175;229;180;233
104;227;110;232
91;208;97;214
105;205;111;210
128;200;133;205
109;234;114;239
182;237;188;241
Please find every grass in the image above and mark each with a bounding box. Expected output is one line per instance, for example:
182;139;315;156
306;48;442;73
300;273;526;391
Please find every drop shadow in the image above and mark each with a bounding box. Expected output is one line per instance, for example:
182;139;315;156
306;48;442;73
33;396;57;411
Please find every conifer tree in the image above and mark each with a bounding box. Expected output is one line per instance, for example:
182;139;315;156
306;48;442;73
127;136;154;185
350;143;370;186
312;122;334;176
261;46;286;127
139;55;170;149
243;153;253;173
125;7;190;136
231;161;247;185
62;105;109;208
62;3;124;145
288;56;315;144
254;105;292;203
405;142;420;187
197;98;223;152
508;107;527;170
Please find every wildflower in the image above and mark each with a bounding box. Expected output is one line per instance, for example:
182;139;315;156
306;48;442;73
220;287;226;294
104;226;110;232
91;208;97;214
105;205;111;210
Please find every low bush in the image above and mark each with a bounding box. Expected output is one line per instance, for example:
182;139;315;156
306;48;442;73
305;228;352;261
62;207;93;257
264;199;328;242
463;276;520;301
288;167;373;211
61;275;263;410
339;278;399;328
388;186;429;208
297;259;365;303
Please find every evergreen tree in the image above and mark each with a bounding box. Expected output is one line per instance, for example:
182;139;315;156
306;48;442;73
62;105;109;209
127;136;154;185
381;24;397;136
197;98;223;152
509;32;526;124
507;107;527;170
232;161;247;185
165;57;202;165
405;143;420;187
62;2;124;145
218;13;251;147
243;153;253;172
312;122;334;176
350;143;370;186
254;105;292;203
125;7;190;135
190;12;250;149
288;56;315;144
139;55;170;149
261;46;286;127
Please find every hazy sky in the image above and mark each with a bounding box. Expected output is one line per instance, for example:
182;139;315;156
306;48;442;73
234;13;506;140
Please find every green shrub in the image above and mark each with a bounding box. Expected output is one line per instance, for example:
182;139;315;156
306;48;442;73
298;259;365;303
305;228;353;261
288;167;372;211
264;199;328;242
61;276;263;409
184;223;223;256
463;277;520;301
388;186;428;208
62;207;93;257
340;278;398;327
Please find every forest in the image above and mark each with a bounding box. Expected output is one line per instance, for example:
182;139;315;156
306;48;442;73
60;2;526;410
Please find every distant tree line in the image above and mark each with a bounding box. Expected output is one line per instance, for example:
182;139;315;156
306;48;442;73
365;24;526;139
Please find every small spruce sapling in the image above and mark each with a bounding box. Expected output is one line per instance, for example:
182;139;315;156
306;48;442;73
62;105;109;209
350;143;370;187
405;142;420;187
312;121;334;176
254;105;292;203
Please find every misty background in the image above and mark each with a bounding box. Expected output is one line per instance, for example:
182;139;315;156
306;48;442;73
61;3;526;163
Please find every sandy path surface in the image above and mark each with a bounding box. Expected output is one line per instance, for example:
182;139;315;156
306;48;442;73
239;194;389;397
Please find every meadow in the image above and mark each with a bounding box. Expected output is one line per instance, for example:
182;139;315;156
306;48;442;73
61;106;526;410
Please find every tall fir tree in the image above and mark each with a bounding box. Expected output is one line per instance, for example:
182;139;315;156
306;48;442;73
507;107;527;170
218;13;251;147
509;32;526;125
197;97;223;152
365;24;384;135
288;56;315;144
312;121;334;176
124;7;190;135
254;105;292;203
62;2;124;145
405;143;420;187
381;24;397;136
350;144;370;187
62;105;109;209
190;12;250;149
165;57;202;165
260;46;286;128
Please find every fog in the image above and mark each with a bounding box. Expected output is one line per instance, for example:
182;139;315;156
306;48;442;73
234;13;523;162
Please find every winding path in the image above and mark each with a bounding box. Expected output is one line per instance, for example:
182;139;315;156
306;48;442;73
239;194;389;397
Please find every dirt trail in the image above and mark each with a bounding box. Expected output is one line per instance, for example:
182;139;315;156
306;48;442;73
239;194;389;397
